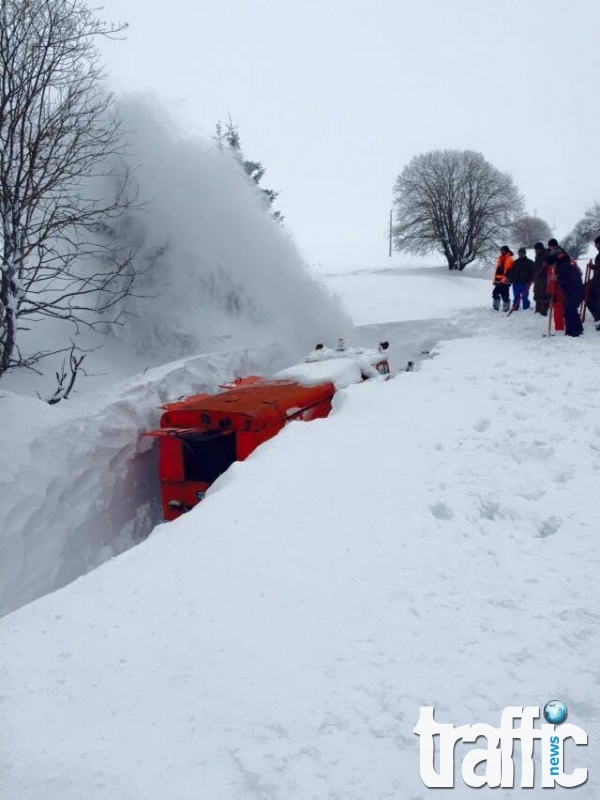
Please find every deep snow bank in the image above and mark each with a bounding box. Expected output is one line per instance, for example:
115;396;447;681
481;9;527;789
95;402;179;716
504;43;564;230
1;334;599;798
0;344;287;618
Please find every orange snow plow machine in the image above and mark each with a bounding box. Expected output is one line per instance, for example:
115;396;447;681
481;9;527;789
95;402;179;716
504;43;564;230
144;376;335;521
144;339;390;521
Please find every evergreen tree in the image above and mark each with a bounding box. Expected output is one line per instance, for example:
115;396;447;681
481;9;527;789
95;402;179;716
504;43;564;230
215;119;283;223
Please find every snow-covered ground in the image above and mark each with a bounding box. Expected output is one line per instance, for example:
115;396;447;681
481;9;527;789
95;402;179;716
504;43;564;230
321;264;489;325
1;266;599;798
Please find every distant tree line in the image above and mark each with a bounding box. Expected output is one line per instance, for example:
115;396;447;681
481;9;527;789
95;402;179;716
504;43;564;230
509;216;552;249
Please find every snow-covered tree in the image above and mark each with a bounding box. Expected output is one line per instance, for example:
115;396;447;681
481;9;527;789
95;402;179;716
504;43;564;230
563;220;593;259
392;149;523;270
510;215;552;248
0;0;137;380
583;201;600;239
563;202;600;258
215;119;284;223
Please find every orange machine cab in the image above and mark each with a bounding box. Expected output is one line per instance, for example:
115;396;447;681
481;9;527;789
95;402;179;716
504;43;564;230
145;377;335;520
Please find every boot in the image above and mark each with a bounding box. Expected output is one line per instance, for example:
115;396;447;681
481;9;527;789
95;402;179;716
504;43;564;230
502;301;510;312
493;300;500;311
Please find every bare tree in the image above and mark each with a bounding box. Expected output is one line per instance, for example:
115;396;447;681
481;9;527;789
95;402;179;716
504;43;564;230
392;150;523;270
510;215;552;248
39;342;87;404
0;0;137;380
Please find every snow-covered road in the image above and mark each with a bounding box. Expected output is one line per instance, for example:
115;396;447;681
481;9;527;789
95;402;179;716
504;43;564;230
1;318;599;797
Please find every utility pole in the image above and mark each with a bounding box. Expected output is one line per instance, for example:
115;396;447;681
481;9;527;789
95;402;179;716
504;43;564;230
388;209;393;257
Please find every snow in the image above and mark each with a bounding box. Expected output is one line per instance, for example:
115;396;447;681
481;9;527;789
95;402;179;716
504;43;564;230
275;357;364;389
0;344;288;617
1;263;600;797
105;97;351;362
275;344;388;388
2;95;351;400
1;282;600;796
320;265;490;325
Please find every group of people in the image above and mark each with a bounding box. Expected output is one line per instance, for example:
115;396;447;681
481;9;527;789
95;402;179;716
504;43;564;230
492;236;600;337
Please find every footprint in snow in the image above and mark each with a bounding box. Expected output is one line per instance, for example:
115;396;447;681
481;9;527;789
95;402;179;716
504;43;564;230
479;498;501;520
538;516;561;538
553;469;573;484
430;501;454;521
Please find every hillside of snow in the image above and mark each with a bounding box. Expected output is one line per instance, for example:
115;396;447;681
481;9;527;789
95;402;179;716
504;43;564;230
1;266;599;797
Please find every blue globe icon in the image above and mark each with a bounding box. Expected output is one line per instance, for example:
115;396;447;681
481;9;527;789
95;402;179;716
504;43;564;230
544;700;568;725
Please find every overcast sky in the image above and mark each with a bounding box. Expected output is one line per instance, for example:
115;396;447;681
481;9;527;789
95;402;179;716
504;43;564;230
99;0;600;269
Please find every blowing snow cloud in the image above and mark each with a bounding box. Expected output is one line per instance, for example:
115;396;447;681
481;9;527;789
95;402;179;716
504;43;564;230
106;96;351;364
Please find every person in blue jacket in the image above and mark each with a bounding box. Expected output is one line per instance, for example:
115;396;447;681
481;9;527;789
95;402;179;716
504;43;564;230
508;247;534;310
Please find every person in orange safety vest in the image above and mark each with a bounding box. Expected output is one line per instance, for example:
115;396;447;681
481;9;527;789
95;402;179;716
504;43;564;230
492;245;514;312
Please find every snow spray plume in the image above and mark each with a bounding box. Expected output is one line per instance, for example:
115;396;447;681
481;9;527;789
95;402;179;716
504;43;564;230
103;95;351;363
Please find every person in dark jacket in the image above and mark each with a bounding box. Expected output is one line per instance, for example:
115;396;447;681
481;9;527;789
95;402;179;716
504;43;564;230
584;235;600;331
532;242;550;316
492;245;513;311
546;238;584;337
508;247;534;310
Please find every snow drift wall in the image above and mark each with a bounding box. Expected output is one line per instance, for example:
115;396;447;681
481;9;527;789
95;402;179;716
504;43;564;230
0;344;287;618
